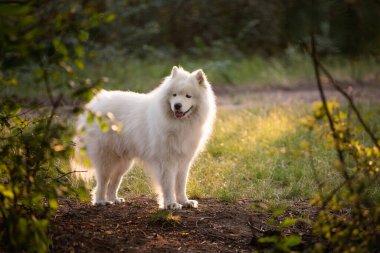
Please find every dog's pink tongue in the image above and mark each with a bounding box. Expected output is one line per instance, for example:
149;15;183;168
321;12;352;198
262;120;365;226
175;112;184;118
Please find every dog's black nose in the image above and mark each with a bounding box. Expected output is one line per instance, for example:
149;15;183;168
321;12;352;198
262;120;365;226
174;103;182;110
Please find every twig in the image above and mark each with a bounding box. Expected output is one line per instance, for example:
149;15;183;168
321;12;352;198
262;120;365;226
9;105;41;119
303;39;380;151
310;35;349;178
54;170;87;181
317;64;380;150
42;93;63;141
320;169;360;209
248;219;265;233
42;67;55;107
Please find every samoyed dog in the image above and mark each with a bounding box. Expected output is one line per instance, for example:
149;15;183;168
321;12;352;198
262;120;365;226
73;66;216;210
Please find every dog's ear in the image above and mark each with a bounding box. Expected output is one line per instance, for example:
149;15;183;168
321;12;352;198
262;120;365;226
171;66;179;78
194;69;206;86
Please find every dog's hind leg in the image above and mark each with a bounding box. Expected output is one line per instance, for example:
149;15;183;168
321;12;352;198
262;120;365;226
93;167;111;205
91;149;118;206
107;157;133;204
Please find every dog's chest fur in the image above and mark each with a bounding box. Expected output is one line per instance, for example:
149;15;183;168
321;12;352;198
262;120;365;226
162;125;199;157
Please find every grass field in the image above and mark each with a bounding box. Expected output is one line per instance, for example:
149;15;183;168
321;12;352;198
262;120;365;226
5;51;378;205
118;100;380;205
48;51;378;206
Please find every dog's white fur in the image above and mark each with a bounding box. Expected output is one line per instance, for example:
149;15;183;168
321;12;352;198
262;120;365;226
73;66;216;209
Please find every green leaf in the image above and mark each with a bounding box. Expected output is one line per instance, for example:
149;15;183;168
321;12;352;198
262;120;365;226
75;45;85;58
48;199;59;210
79;30;89;42
20;15;37;26
0;4;30;16
87;112;94;125
280;218;297;228
34;219;49;231
0;185;14;199
17;218;28;237
258;235;279;244
96;116;109;132
283;235;302;248
100;122;109;132
104;13;116;23
74;59;85;70
101;122;109;132
33;68;44;78
5;78;18;86
24;28;40;41
32;194;44;204
272;208;285;217
52;38;68;57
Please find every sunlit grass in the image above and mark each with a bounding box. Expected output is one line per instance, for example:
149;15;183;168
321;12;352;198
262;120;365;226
44;50;378;203
63;96;379;206
67;99;379;203
187;106;336;201
119;105;341;201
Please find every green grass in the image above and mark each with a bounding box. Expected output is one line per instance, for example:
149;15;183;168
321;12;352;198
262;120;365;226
5;49;378;203
149;210;182;226
118;102;380;202
85;51;378;203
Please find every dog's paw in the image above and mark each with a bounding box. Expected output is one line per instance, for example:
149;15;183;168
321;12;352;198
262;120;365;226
166;202;182;210
94;200;113;206
182;200;198;209
113;198;125;204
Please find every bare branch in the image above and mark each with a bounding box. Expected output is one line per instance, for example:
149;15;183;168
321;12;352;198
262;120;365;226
310;35;348;177
54;170;87;181
304;38;380;151
317;64;380;150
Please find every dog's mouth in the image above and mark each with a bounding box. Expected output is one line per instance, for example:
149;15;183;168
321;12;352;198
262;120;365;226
174;106;193;119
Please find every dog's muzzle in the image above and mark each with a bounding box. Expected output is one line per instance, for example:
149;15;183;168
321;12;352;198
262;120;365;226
174;106;193;119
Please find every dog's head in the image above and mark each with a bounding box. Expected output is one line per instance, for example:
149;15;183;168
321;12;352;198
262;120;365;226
167;66;207;119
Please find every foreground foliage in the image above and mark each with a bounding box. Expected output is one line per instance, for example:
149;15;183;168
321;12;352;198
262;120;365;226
0;100;71;251
0;1;111;251
307;43;380;252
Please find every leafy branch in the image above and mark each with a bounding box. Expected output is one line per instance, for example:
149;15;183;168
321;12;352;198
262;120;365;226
306;34;380;252
309;34;353;192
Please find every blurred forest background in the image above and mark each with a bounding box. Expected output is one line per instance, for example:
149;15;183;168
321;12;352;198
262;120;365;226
1;0;379;252
3;0;380;95
95;0;380;56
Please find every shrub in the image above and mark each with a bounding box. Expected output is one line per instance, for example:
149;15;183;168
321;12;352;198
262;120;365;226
307;38;380;252
0;1;112;251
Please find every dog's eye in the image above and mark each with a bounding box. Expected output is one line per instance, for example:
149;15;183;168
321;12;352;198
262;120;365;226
186;94;192;98
173;94;177;97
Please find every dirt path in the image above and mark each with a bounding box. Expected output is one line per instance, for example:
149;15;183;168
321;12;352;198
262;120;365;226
11;80;378;117
213;81;379;109
49;198;316;253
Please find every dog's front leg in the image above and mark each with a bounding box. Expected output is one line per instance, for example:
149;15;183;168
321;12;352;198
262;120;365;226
160;167;182;210
176;162;198;208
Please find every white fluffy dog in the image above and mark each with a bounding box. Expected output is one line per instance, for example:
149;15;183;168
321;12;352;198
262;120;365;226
74;66;216;210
